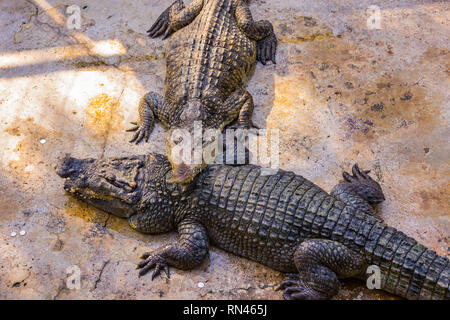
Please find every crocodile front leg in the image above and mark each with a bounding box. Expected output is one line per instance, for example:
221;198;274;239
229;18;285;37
331;164;385;219
137;219;208;279
235;0;277;64
279;239;366;300
223;89;256;129
219;89;257;165
127;92;171;144
147;0;204;39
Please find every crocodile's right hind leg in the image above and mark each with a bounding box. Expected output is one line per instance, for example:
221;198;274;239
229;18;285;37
127;92;170;144
147;0;204;39
279;239;366;300
331;164;385;219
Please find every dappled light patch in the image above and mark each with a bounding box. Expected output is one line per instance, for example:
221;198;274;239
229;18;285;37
84;93;123;137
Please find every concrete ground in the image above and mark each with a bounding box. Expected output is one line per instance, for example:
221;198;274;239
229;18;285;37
0;0;448;300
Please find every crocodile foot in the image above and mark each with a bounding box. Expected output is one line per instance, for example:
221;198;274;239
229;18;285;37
226;121;260;141
147;0;183;39
221;122;259;165
238;121;260;131
222;120;258;150
277;277;328;300
127;121;152;144
136;252;170;280
343;164;385;204
257;33;277;65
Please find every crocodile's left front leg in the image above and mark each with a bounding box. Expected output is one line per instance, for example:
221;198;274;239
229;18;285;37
235;0;277;65
137;219;208;279
219;89;257;164
127;92;171;144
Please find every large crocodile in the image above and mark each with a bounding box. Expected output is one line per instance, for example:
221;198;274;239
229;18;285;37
56;153;449;300
127;0;277;183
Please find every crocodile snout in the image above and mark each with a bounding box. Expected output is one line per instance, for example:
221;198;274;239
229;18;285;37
56;155;141;218
56;155;84;178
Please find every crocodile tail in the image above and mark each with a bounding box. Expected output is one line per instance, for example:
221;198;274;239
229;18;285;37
366;224;449;300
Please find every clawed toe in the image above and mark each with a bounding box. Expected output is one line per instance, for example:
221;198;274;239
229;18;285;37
227;121;259;131
147;15;170;38
282;285;309;300
285;286;307;294
285;291;311;300
146;3;178;39
278;276;326;300
343;164;371;182
126;122;139;132
276;279;298;291
136;253;170;280
285;273;300;280
139;252;151;260
257;34;277;65
282;284;322;300
128;124;150;144
342;164;385;205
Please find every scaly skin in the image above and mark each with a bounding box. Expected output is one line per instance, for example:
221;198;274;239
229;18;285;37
127;0;277;184
56;154;449;300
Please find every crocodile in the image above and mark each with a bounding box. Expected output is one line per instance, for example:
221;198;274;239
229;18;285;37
127;0;277;184
56;153;449;300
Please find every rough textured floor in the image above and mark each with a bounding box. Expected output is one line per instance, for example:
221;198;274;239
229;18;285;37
0;0;448;299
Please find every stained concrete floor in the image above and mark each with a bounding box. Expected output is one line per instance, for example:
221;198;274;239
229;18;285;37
0;0;448;300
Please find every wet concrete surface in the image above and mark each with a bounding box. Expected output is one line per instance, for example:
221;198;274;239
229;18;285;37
0;0;448;299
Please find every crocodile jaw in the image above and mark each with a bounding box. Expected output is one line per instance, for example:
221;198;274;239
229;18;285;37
56;155;144;218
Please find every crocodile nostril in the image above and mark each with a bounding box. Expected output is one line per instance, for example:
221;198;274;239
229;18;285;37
56;156;85;178
56;157;74;177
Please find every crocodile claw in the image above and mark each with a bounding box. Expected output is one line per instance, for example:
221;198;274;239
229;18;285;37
342;164;373;184
147;10;170;38
126;122;139;132
342;164;385;204
137;252;170;280
278;280;325;300
147;1;180;39
127;121;151;144
257;33;277;65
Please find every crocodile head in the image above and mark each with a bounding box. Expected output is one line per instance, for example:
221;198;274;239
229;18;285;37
56;153;177;217
166;104;222;184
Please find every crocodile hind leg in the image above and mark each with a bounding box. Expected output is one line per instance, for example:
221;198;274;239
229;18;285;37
147;0;204;39
127;92;171;144
235;0;277;64
279;239;366;300
331;164;385;219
